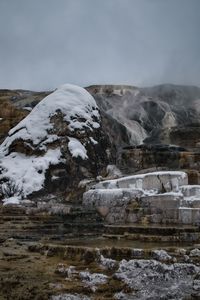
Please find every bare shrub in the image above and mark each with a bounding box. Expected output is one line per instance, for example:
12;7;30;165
0;180;22;198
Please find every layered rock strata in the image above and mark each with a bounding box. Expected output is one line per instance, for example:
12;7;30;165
117;144;200;183
83;171;200;226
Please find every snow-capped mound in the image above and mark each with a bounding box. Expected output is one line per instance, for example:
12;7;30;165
0;84;100;156
0;84;111;201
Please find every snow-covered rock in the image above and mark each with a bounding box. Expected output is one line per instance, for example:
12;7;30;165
152;249;172;262
79;271;108;292
2;196;21;206
190;249;200;257
98;254;117;270
0;84;100;154
0;84;111;201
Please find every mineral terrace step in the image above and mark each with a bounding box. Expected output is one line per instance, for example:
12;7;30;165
180;185;200;197
104;224;200;235
103;232;200;242
93;171;188;192
179;207;200;224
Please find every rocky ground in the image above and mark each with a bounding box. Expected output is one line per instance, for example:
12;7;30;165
1;234;200;299
0;195;200;300
1;83;200;299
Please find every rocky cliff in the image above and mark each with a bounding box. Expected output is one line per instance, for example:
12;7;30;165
87;84;200;149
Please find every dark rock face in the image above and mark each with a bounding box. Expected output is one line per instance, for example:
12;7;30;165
87;84;200;177
117;144;200;174
87;84;200;150
99;111;130;150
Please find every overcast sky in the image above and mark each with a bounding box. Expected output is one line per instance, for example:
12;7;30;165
0;0;199;90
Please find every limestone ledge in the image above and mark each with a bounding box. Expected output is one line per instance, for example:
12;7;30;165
83;171;200;225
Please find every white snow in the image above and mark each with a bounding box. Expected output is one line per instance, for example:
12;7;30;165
0;149;62;197
68;137;88;160
23;106;32;111
79;271;108;292
2;196;21;206
89;137;98;145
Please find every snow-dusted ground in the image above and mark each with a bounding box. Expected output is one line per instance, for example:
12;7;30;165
50;247;200;300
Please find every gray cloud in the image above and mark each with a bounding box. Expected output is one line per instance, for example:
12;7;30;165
0;0;199;90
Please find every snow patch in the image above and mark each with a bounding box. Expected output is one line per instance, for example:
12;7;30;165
0;149;63;197
23;106;32;111
2;196;21;206
68;137;88;160
79;271;108;291
89;137;98;145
